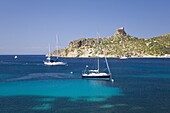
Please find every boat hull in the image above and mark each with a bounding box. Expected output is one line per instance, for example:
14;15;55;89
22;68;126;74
120;56;128;59
44;61;66;66
82;75;110;78
82;73;110;80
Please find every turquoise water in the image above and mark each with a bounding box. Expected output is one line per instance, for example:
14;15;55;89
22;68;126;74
0;55;170;113
0;80;122;101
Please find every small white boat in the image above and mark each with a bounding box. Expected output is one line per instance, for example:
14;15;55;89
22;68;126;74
44;52;66;66
44;35;66;66
120;56;128;59
14;56;18;59
44;60;66;66
82;68;111;80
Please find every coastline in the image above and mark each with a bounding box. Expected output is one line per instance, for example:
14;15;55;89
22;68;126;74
1;54;170;58
52;55;170;59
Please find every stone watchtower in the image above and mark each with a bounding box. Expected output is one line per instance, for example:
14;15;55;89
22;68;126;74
114;27;127;35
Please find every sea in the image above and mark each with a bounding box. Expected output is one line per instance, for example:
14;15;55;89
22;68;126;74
0;55;170;113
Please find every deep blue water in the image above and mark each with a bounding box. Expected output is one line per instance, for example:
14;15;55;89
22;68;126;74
0;55;170;113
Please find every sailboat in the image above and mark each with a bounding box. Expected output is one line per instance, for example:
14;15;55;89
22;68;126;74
82;33;113;81
44;35;66;66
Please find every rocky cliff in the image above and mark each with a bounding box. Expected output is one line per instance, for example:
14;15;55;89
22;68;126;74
53;27;170;57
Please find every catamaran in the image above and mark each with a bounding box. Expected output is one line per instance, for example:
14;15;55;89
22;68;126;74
44;35;66;66
82;33;113;81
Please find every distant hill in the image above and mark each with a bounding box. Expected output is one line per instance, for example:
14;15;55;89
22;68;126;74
53;27;170;58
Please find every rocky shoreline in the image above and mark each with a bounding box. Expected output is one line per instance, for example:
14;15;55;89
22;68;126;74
51;54;170;58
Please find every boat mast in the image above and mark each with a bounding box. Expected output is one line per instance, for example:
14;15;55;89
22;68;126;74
105;57;112;79
97;32;100;72
47;44;51;60
48;44;50;55
104;43;113;82
56;34;59;59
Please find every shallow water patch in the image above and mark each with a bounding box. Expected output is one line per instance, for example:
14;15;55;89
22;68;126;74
32;103;51;110
0;79;123;102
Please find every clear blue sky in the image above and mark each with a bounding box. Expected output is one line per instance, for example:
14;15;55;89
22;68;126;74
0;0;170;55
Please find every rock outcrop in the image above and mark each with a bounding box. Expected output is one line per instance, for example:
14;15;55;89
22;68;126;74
68;38;97;48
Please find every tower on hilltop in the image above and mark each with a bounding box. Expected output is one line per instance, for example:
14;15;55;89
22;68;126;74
114;27;127;35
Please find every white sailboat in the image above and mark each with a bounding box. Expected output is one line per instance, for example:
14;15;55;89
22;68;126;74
44;35;66;66
82;33;113;81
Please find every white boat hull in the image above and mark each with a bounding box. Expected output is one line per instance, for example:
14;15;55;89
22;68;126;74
120;56;128;59
44;61;66;66
82;73;110;80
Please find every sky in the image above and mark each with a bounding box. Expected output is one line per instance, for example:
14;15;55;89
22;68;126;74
0;0;170;55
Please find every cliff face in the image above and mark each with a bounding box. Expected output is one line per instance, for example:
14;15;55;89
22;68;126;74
53;28;170;57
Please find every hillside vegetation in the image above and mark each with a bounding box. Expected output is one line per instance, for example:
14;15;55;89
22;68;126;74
53;28;170;58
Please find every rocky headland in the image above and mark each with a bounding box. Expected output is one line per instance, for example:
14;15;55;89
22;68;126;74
52;27;170;58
